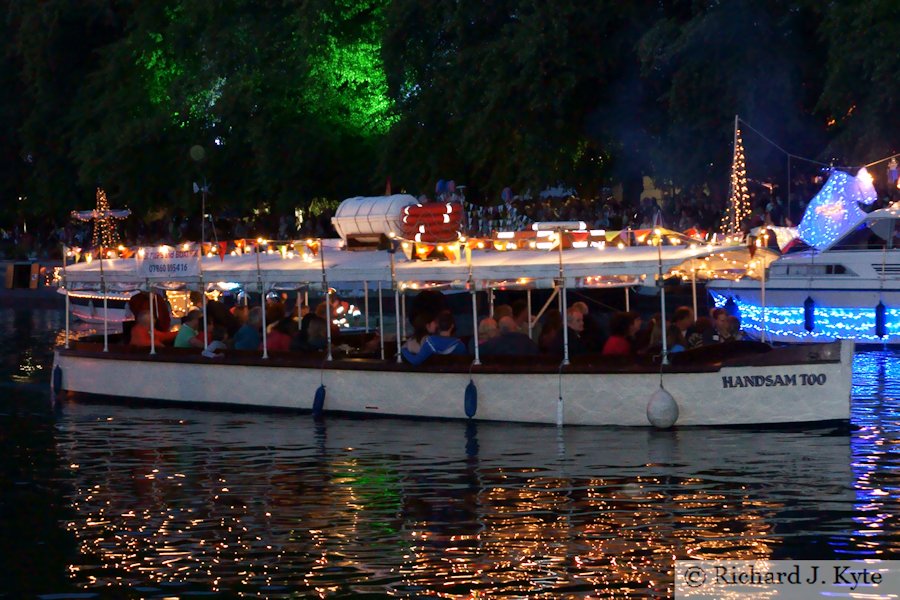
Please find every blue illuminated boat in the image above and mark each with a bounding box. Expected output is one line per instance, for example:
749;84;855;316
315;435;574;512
708;168;900;344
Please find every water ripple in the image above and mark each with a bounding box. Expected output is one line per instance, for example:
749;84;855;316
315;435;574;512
2;312;900;597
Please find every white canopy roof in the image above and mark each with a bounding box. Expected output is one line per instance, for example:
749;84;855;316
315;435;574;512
62;239;735;290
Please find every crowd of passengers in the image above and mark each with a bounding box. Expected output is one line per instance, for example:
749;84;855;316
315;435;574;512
126;289;746;364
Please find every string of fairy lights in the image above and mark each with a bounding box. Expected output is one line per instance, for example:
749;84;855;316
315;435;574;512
91;188;123;248
721;124;751;236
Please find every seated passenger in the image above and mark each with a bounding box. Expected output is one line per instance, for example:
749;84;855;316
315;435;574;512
511;300;532;335
481;316;538;356
202;326;228;358
727;315;745;341
547;307;590;356
602;311;640;356
233;306;262;350
703;308;732;345
537;310;562;353
129;311;164;349
571;301;605;352
306;317;328;351
128;291;172;332
404;312;437;355
468;317;499;354
634;312;658;355
686;317;712;349
314;300;341;341
292;316;328;352
401;310;466;365
173;309;205;349
669;306;694;350
493;304;513;321
265;316;295;353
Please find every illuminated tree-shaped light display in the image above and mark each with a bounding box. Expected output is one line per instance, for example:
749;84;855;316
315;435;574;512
722;119;751;236
71;187;131;249
92;187;119;248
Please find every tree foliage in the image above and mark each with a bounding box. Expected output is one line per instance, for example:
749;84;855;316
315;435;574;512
815;0;900;160
0;0;894;224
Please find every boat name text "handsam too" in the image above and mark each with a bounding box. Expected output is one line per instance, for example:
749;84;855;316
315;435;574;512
722;373;827;388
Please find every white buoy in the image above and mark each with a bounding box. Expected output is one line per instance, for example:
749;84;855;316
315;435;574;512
647;387;679;429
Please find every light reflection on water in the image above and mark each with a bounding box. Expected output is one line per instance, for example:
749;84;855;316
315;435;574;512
2;309;900;598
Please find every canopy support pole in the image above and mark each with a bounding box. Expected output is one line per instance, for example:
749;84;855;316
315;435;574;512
364;280;369;332
625;287;630;312
394;287;402;363
64;288;70;349
390;252;401;363
148;281;156;355
526;288;533;339
325;287;333;361
99;250;108;353
103;290;108;352
256;241;267;359
690;259;698;322
401;290;407;340
62;246;69;349
261;289;268;359
558;233;569;366
201;277;208;351
657;235;669;365
760;255;767;343
296;288;302;331
320;237;332;362
489;288;495;318
561;282;570;366
557;230;567;426
378;281;385;360
471;288;481;366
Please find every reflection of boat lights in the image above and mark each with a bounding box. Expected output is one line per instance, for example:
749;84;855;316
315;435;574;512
11;350;43;382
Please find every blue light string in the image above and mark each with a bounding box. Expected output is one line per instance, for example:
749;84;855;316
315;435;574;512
710;291;900;342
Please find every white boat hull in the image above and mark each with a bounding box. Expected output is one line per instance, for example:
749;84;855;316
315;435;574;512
53;341;853;427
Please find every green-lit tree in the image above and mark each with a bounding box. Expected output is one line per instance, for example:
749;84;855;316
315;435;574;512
381;0;641;200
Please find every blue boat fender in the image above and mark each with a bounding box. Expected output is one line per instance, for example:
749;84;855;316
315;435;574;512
312;384;326;418
876;301;887;338
804;296;816;332
464;379;477;418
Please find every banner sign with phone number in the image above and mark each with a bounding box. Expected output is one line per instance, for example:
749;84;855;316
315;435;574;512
137;245;201;278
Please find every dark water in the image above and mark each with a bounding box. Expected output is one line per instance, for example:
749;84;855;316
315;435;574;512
1;308;899;598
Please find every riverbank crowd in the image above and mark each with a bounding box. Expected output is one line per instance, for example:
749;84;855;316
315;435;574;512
8;168;894;261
